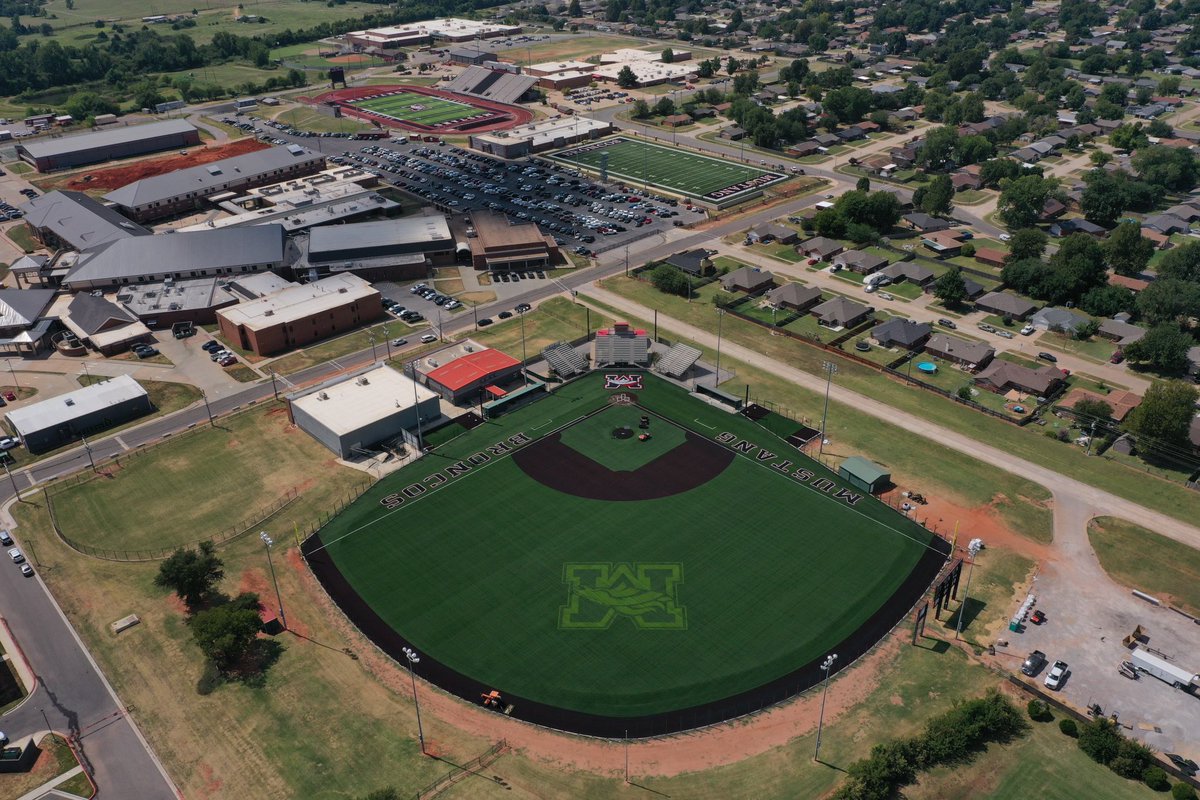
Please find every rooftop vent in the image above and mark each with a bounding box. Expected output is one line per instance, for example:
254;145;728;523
317;391;329;400
356;376;369;386
64;398;74;406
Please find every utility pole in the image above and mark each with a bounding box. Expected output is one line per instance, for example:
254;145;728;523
411;361;424;450
714;309;725;387
1085;419;1098;456
818;362;837;459
80;433;96;472
270;370;279;401
201;390;214;427
2;458;20;499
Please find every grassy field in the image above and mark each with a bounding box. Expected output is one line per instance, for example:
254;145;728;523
270;105;373;134
500;35;653;64
351;91;483;127
593;277;1200;531
466;296;606;358
549;136;787;201
318;372;940;720
50;400;365;552
3;224;37;254
268;320;414;375
1088;517;1200;615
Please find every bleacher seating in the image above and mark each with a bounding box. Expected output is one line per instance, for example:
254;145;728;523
542;342;588;377
655;343;703;378
445;66;538;106
593;326;650;367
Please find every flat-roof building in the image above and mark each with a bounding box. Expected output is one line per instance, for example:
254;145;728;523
64;225;287;290
15;120;200;172
216;273;382;356
20;190;150;251
293;215;454;281
345;18;521;49
467;211;559;271
6;374;152;453
288;364;441;459
469;117;613;158
116;277;241;328
104;144;325;222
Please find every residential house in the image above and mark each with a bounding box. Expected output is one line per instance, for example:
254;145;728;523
787;141;820;157
813;133;842;148
766;282;822;312
1040;197;1068;220
720;266;775;294
1049;218;1106;237
878;261;935;286
1108;273;1149;292
664;248;714;276
923;333;994;369
921;230;965;256
798;236;844;260
837;125;867;142
975;291;1038;320
1031;306;1090;333
834;249;888;274
1140;228;1172;249
812;296;872;329
748;223;798;244
974;361;1065;395
662;114;692;127
1164;203;1200;221
974;247;1007;268
902;212;951;232
1058;387;1142;422
1142;213;1190;234
1097;317;1146;344
719;126;746;140
950;172;982;191
872;317;932;349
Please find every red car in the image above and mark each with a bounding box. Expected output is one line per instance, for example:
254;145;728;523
1031;609;1046;625
1110;350;1124;364
3;392;14;401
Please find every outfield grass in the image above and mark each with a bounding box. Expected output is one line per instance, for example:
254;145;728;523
593;277;1200;532
50;401;364;552
320;373;939;719
549;137;787;202
1088;517;1200;615
351;92;481;127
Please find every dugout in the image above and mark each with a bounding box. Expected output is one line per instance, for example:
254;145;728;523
838;456;890;494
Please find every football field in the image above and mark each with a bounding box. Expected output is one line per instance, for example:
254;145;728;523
350;91;480;127
305;373;947;736
548;137;788;203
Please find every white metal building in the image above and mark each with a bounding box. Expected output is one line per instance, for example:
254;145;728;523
6;374;151;453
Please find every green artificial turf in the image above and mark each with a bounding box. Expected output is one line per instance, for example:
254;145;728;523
558;405;686;471
319;374;937;718
548;137;788;201
351;91;481;127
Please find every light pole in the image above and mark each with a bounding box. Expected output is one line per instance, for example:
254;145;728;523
402;646;427;755
818;361;837;459
410;361;424;450
7;359;18;389
259;531;287;631
201;390;214;427
518;308;529;385
80;433;96;472
955;540;983;641
2;458;20;499
368;333;377;363
814;652;838;761
714;309;725;387
382;326;391;361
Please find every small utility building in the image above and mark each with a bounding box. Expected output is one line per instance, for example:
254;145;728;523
288;364;440;459
837;456;891;494
6;374;151;453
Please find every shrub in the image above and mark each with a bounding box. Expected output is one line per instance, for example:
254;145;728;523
961;242;976;257
1058;718;1078;737
1027;699;1052;722
1172;781;1197;799
1144;767;1170;792
1078;718;1123;765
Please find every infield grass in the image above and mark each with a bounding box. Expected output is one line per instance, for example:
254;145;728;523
549;137;787;201
318;373;940;718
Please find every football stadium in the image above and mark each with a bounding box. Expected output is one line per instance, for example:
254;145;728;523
304;372;949;737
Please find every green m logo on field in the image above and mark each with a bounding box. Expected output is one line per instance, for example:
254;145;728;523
559;563;686;630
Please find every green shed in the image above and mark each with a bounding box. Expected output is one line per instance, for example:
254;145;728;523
837;456;890;494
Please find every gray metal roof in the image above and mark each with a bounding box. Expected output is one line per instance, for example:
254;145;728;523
104;145;323;209
17;120;196;160
20;190;149;249
308;216;451;256
0;289;56;328
66;292;136;335
66;225;286;286
7;374;147;436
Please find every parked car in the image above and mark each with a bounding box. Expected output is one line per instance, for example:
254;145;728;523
478;318;494;327
1037;352;1058;363
132;345;158;359
1166;754;1199;776
419;334;438;343
391;338;408;347
19;563;32;577
1020;324;1035;336
996;330;1014;339
1110;350;1124;364
1021;650;1047;676
1030;609;1046;625
1044;660;1068;690
7;547;23;564
514;303;532;313
0;437;19;451
201;340;222;352
878;291;894;301
0;530;12;546
937;318;957;329
977;322;996;333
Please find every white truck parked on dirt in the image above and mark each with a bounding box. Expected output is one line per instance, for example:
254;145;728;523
1129;647;1199;689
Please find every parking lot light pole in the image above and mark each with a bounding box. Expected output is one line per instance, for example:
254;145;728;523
259;531;287;631
814;653;838;761
382;327;391;361
818;362;838;459
955;540;983;641
402;647;427;755
368;333;377;363
519;308;529;386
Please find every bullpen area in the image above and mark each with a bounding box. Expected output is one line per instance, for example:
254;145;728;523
304;372;948;737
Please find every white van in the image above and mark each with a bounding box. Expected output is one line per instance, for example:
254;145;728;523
420;334;438;344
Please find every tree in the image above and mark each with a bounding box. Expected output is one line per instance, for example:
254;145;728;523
616;66;638;89
856;176;871;192
921;174;954;216
1081;172;1126;228
1089;150;1111;167
1074;397;1114;421
726;56;740;76
190;593;263;673
1134;145;1200;193
652;96;674;117
813;208;847;238
661;47;674;63
934;267;967;307
1123;326;1196;375
998;175;1057;230
1136;278;1200;325
155;541;224;608
1103;222;1153;277
1049;233;1108;299
65;91;118;122
631;98;650;119
649;263;691;296
1008;227;1048;262
917;126;959;172
132;79;165;110
1126;380;1200;449
567;0;581;15
1155;240;1200;282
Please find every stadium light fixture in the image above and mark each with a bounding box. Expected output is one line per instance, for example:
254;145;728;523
954;540;983;641
814;652;838;761
259;531;287;631
817;362;838;459
402;646;427;755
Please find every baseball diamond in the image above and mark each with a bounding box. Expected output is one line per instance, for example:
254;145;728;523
303;372;949;738
547;137;788;204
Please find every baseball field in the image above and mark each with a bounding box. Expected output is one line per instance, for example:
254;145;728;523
548;137;788;203
305;372;947;736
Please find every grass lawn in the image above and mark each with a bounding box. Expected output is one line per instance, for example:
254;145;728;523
758;242;803;262
318;373;941;719
548;136;787;202
224;364;259;383
954;189;992;205
712;256;749;271
886;280;925;300
582;289;1054;542
270;105;373;134
461;296;610;358
1037;333;1117;364
0;734;80;799
3;224;38;254
49;400;366;552
1088;517;1200;615
4;161;32;174
269;320;410;376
